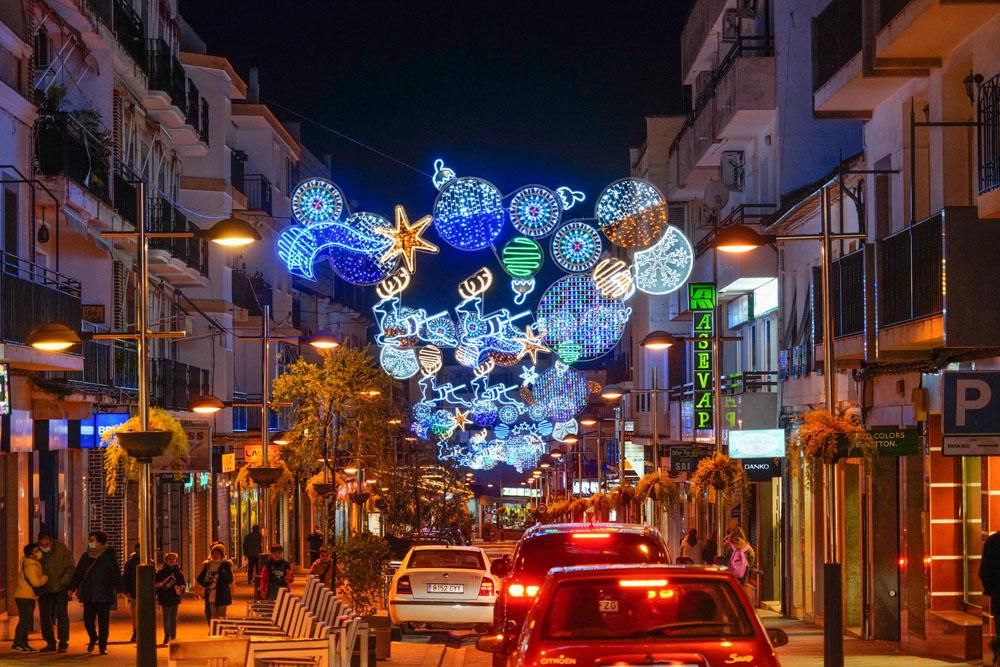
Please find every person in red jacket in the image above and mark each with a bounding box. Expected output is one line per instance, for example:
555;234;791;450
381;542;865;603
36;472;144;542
259;545;293;600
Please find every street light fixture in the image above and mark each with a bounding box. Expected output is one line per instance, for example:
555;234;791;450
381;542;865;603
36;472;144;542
342;465;359;475
713;224;771;254
26;323;82;351
201;216;261;247
306;331;340;350
579;417;597;427
600;384;625;400
271;431;290;446
549;448;564;459
639;330;678;350
189;395;225;414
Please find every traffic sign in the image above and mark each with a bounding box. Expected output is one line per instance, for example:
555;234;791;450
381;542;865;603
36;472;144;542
537;504;547;514
943;371;1000;455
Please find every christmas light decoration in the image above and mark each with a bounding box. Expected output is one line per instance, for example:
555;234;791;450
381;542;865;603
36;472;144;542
494;424;510;440
528;403;548;421
555;187;586;211
327;212;398;285
509;186;561;237
536;274;631;362
633;224;694;295
499;405;520;424
291;178;346;225
380;345;420;380
418;345;444;376
458;267;494;300
375;205;439;273
592;257;636;300
452;408;471;431
500;236;544;278
519;364;540;385
376;267;411;300
516;325;551;363
533;363;589;422
551;221;602;273
552;419;579;441
431;159;457;190
510;278;536;305
519;385;535;405
595;178;670;250
588;380;603;394
470;399;499;427
432;177;505;251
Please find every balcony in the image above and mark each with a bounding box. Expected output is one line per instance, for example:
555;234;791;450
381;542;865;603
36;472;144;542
978;74;1000;217
143;39;208;156
828;246;873;362
668;36;776;198
36;115;110;203
243;174;272;215
150;358;210;412
876;0;1000;63
0;40;31;102
232;268;272;317
83;0;146;75
877;207;1000;353
147;196;210;287
0;252;82;372
680;0;734;83
43;340;138;392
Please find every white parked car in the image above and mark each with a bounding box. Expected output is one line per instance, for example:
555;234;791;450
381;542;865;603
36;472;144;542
388;545;497;632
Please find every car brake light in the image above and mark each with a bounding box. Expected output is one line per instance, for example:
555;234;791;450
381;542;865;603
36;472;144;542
507;582;540;598
396;575;412;594
479;578;495;597
619;578;668;587
572;532;611;539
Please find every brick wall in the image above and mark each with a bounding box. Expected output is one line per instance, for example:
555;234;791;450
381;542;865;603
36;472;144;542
86;449;126;569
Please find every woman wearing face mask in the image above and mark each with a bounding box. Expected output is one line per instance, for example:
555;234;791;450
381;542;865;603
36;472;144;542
154;552;185;645
12;543;48;652
69;531;123;655
196;544;234;625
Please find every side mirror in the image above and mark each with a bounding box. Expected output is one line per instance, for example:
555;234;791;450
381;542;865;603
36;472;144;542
490;556;511;578
767;628;789;648
476;634;507;653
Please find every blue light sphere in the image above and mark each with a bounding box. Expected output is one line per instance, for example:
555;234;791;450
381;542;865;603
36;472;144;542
327;212;398;286
533;364;589;421
432;177;506;251
470;399;499;427
535;274;631;362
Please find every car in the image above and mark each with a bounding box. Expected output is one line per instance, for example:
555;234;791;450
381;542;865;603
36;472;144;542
478;563;789;666
487;523;671;667
388;544;498;632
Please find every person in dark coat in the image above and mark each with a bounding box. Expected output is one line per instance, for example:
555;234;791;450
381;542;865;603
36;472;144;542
69;531;123;655
196;544;234;624
37;530;75;653
259;544;294;601
308;546;335;589
154;552;185;645
980;531;1000;631
242;525;263;585
306;525;324;565
121;543;140;643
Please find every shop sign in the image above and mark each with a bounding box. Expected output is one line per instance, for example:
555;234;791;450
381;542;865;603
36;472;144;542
624;420;635;433
690;283;716;433
850;426;918;457
624;441;644;475
729;429;785;459
243;444;282;466
81;412;130;449
669;446;713;475
152;424;211;473
0;363;9;415
221;453;236;473
502;486;540;498
943;371;1000;455
742;458;782;481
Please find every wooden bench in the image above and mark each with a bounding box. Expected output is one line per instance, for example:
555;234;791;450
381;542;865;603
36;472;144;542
168;637;250;667
930;610;982;661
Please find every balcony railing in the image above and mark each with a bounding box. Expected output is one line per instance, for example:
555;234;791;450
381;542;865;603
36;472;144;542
0;252;81;347
813;0;862;92
832;247;866;337
199;97;210;145
979;73;1000;195
35;115;110;202
879;212;942;327
185;79;200;130
84;0;146;74
243;174;272;214
230;150;247;193
232;269;272;316
45;340;138;390
149;196;209;277
695;204;777;255
112;169;138;226
146;38;186;110
150;358;210;411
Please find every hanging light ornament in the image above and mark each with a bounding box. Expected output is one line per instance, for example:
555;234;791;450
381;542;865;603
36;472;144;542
595;178;670;250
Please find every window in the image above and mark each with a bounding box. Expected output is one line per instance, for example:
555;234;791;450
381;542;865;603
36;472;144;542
512;533;668;577
962;457;982;610
408;550;484;570
33;31;50;70
979;74;1000;195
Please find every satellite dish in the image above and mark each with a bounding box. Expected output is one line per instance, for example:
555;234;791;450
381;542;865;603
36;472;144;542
703;181;730;213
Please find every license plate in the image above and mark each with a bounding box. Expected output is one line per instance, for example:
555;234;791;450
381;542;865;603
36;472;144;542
427;583;464;593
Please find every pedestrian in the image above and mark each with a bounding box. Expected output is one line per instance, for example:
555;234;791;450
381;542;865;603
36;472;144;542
679;528;704;565
259;544;294;601
36;530;75;653
121;543;140;643
980;530;1000;633
154;552;185;646
69;531;123;656
702;533;718;565
308;546;335;589
242;524;263;585
306;524;324;565
724;527;756;590
12;543;48;653
197;544;234;625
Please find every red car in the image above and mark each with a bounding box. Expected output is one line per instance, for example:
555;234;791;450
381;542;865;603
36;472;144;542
487;523;671;667
479;563;788;667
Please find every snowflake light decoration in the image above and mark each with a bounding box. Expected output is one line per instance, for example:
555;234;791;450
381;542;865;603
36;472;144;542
595;178;669;250
633;225;695;295
536;274;632;363
500;236;544;278
551;221;603;273
433;177;505;251
380;346;419;380
291;178;346;225
509;186;561;237
533;363;589;422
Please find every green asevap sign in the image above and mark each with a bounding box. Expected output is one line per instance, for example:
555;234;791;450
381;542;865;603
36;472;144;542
847;426;919;457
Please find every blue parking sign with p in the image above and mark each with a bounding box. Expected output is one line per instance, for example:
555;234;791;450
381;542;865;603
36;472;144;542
943;372;1000;435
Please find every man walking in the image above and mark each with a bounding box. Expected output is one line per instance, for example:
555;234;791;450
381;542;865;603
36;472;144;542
242;525;262;585
306;524;324;565
37;530;74;653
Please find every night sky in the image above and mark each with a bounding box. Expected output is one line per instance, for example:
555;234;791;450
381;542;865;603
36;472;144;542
181;0;692;308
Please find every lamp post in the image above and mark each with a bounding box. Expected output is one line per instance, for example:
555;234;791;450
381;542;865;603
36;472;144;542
712;194;865;667
28;183;258;667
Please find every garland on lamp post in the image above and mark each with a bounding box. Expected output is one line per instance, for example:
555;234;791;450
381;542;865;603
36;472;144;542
100;408;188;496
789;409;876;486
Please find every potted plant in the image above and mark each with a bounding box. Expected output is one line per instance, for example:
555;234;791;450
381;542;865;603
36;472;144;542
101;408;188;496
235;462;294;502
335;533;392;660
568;498;589;521
789;408;876;486
688;453;745;502
636;471;680;510
610;484;638;523
588;492;611;521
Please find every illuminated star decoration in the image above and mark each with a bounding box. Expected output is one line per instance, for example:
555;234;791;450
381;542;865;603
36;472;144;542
519;364;540;385
452;408;471;431
375;205;439;273
516;325;551;363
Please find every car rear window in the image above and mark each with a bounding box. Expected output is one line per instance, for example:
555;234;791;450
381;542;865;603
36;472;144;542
512;532;668;576
542;577;755;641
408;549;484;570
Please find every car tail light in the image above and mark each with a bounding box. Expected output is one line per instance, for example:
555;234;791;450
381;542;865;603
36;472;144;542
396;575;412;595
507;582;539;598
572;532;611;539
478;578;495;597
619;578;669;587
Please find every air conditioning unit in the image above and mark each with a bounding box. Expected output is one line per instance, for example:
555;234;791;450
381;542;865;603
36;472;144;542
721;151;746;192
737;0;757;18
722;10;741;41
